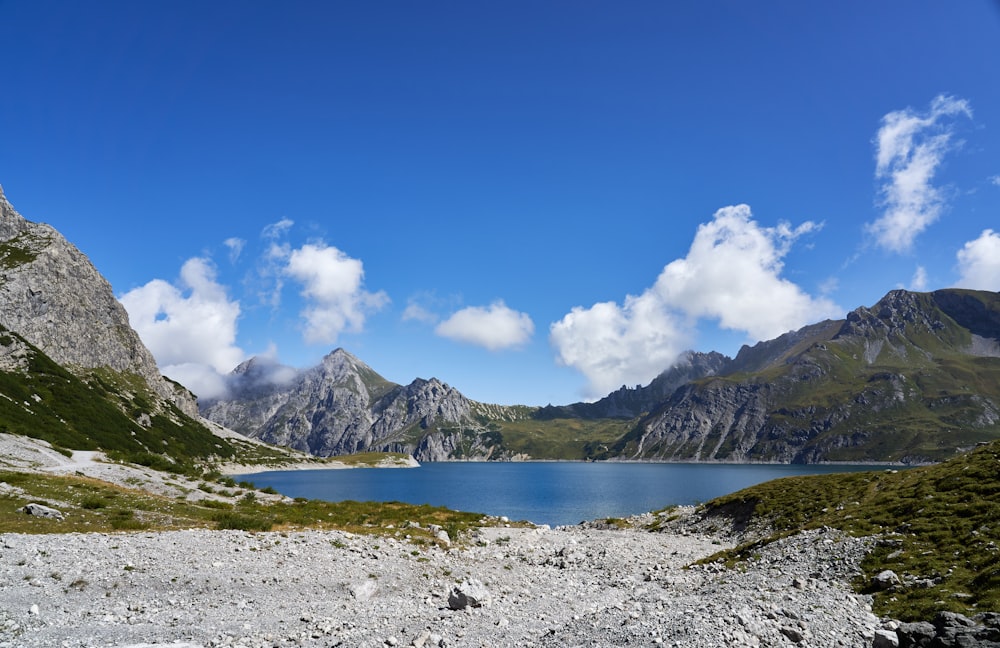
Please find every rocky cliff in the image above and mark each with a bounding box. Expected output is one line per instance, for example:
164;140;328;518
0;186;197;417
201;349;506;461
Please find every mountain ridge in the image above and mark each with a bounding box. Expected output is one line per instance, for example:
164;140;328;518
203;288;1000;464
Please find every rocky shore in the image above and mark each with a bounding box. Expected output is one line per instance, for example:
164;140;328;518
0;512;882;648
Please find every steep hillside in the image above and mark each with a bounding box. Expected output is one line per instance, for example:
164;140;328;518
611;289;1000;463
0;186;197;416
0;187;305;471
0;327;237;468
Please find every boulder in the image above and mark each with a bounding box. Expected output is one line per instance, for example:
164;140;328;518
21;503;64;520
872;628;900;648
349;578;378;602
872;570;901;590
447;579;492;610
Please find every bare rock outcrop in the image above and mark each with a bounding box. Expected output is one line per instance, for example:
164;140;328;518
0;187;196;416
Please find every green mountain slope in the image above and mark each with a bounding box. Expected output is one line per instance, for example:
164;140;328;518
0;327;236;471
692;438;1000;620
608;289;1000;463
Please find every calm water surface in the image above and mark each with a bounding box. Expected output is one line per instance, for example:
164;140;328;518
239;462;885;528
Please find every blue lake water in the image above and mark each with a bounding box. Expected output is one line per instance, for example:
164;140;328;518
238;462;888;527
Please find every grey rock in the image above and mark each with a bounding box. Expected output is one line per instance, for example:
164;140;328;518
20;503;64;520
873;628;900;648
0;188;197;417
349;578;378;601
447;579;491;610
202;349;511;461
873;570;901;591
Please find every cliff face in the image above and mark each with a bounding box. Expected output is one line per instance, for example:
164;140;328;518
616;289;1000;463
201;349;500;461
0;187;197;416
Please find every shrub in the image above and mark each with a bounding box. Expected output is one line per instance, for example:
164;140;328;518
212;511;273;532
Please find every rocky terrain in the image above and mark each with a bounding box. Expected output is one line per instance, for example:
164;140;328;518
0;186;196;417
201;350;511;462
0;511;884;648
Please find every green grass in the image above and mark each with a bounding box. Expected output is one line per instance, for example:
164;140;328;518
695;440;1000;620
0;469;487;544
333;452;413;467
0;330;237;468
493;417;633;460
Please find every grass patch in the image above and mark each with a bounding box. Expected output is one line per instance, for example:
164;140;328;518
697;440;1000;621
0;469;488;544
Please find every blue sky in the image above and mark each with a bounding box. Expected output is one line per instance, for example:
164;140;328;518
2;1;999;406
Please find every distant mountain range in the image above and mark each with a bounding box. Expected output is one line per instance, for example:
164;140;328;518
203;288;1000;464
2;185;998;465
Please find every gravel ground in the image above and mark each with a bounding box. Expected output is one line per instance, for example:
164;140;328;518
0;432;881;647
0;519;879;648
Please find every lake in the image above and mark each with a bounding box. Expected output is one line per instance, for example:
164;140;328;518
237;462;888;527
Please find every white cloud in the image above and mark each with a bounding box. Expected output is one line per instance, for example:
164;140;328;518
653;206;836;341
550;296;691;398
402;301;439;324
119;257;245;399
991;175;1000;187
223;237;246;263
867;94;973;253
955;229;1000;290
262;218;294;240
283;242;389;344
550;205;842;398
435;301;534;351
910;266;929;291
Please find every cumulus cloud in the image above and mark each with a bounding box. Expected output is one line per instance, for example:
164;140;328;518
550;295;691;398
550;205;842;398
867;95;973;253
991;175;1000;187
910;266;929;291
955;229;1000;290
435;301;535;351
119;257;245;399
283;242;389;344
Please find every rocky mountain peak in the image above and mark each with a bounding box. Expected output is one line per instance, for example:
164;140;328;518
0;189;197;416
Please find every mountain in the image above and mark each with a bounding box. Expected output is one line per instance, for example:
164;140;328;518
201;349;516;461
611;289;1000;463
534;350;730;420
204;289;1000;464
0;186;196;417
0;187;242;467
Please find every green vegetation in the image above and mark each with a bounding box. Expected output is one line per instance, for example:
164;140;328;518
333;452;413;467
0;469;486;543
695;440;1000;621
0;231;50;269
0;330;237;471
489;417;632;460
